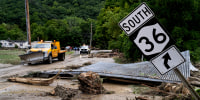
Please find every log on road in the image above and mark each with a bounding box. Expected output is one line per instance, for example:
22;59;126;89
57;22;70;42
8;70;61;86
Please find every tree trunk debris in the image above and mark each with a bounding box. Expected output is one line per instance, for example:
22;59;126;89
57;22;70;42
78;71;105;94
7;70;61;86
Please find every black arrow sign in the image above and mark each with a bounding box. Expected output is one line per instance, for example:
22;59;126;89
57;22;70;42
162;53;171;69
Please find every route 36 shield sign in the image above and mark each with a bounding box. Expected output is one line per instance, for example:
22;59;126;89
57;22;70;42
133;23;170;56
119;2;175;60
118;2;184;75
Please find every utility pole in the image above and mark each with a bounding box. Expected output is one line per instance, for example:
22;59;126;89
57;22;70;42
90;22;92;48
25;0;31;45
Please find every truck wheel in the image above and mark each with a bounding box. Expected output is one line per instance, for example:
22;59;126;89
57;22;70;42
58;53;65;61
48;55;52;64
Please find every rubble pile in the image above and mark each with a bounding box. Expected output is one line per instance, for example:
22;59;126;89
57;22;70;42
53;85;79;100
78;71;105;94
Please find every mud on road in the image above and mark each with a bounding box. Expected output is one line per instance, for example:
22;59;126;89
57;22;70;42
0;52;114;81
0;52;163;100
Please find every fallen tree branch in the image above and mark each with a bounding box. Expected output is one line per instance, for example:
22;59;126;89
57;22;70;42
8;70;61;86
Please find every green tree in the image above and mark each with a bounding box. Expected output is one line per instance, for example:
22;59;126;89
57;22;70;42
6;24;26;40
0;23;25;40
31;23;47;41
0;23;7;40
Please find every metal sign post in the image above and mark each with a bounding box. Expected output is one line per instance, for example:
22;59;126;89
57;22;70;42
118;2;200;100
174;68;200;100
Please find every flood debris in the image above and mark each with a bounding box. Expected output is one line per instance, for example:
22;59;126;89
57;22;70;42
188;77;200;87
51;85;79;100
190;70;200;87
78;71;105;94
88;49;123;58
158;83;190;95
135;96;148;100
92;52;123;58
143;83;191;99
65;62;92;70
36;50;192;84
7;70;61;86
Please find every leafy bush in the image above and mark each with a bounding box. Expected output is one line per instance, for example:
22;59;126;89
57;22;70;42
190;47;200;64
15;44;18;48
108;40;122;50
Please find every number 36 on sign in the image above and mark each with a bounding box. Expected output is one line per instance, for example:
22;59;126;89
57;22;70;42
133;23;170;56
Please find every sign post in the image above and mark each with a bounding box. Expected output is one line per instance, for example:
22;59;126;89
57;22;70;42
119;2;200;100
174;68;200;100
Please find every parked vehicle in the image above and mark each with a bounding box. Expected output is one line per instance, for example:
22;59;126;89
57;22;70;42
19;40;66;64
79;45;90;54
73;47;79;51
65;46;71;51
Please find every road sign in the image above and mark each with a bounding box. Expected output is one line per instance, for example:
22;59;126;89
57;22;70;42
119;2;174;60
118;2;154;36
151;45;185;75
133;23;170;56
118;2;200;99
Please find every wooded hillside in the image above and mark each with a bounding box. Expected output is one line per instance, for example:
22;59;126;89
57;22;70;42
0;0;200;62
0;0;105;46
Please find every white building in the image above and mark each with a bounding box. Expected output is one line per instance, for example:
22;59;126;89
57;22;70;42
0;40;28;48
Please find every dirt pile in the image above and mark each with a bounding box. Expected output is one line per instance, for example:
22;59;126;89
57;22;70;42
78;71;105;94
53;85;79;100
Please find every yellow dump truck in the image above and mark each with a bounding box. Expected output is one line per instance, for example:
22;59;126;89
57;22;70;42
19;40;66;64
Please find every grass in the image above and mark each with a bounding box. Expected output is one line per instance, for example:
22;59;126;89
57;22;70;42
65;51;74;55
130;85;150;94
113;57;135;64
0;49;74;65
0;49;25;65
